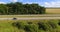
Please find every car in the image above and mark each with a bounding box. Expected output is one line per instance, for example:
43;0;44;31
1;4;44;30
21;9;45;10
13;18;17;20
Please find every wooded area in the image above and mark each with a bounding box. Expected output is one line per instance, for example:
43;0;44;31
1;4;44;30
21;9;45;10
0;2;45;15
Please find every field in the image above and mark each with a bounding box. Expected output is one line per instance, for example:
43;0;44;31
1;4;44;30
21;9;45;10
0;20;60;32
46;8;60;14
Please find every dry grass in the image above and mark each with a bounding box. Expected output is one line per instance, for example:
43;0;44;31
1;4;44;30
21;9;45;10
46;8;60;14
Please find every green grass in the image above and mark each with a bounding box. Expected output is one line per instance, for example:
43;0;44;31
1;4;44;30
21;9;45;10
0;20;19;32
0;20;60;32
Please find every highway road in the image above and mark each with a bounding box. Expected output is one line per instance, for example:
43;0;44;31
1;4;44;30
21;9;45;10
0;17;60;20
0;14;60;20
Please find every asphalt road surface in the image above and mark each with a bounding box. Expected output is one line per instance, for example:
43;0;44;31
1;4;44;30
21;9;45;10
0;14;60;20
0;17;60;20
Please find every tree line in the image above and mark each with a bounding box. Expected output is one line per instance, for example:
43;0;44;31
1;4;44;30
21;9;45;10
0;2;45;15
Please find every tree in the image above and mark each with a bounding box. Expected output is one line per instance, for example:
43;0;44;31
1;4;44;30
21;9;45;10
0;2;45;15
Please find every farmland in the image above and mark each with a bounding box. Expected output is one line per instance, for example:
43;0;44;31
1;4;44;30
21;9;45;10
46;8;60;14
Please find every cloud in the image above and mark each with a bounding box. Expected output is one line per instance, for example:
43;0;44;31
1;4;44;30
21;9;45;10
23;2;39;4
44;1;60;7
10;0;18;2
0;2;6;4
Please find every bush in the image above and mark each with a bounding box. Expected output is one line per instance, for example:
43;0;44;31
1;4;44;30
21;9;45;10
58;20;60;25
38;22;49;31
24;24;38;32
48;21;57;29
58;22;60;25
27;22;32;24
12;22;20;29
12;21;38;32
12;22;26;29
12;20;59;32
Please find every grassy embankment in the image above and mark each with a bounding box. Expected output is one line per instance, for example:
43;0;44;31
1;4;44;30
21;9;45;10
0;20;60;32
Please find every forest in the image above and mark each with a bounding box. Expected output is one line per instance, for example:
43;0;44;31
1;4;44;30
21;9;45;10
0;2;45;15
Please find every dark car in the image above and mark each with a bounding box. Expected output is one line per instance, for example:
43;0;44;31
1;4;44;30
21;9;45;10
13;18;17;20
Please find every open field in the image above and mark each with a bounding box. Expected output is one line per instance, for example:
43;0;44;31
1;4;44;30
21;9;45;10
46;8;60;14
0;20;60;32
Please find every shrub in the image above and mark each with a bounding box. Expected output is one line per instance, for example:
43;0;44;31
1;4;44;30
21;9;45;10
48;21;57;29
38;22;48;31
12;22;20;29
37;21;57;31
58;20;60;25
27;22;32;24
58;22;60;25
12;20;58;32
12;22;26;29
24;24;38;32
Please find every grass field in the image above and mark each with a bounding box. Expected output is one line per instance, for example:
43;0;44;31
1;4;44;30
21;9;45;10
0;20;21;32
0;20;60;32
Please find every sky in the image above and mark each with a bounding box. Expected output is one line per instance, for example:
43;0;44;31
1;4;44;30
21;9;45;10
0;0;60;7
